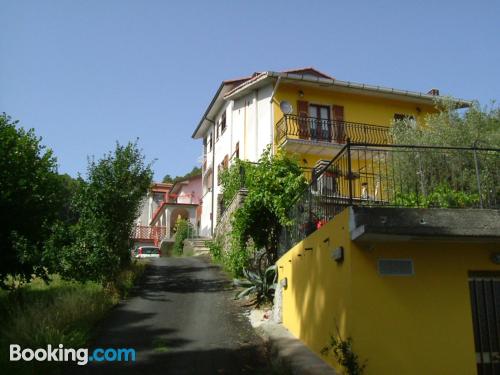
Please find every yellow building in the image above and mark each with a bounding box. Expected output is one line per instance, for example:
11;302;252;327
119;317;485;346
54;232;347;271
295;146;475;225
193;68;500;374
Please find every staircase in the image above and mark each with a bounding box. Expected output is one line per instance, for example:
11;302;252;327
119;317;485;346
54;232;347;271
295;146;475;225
183;237;211;256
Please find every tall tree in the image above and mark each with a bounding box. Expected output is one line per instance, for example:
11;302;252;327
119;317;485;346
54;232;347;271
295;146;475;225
58;141;153;283
0;114;62;288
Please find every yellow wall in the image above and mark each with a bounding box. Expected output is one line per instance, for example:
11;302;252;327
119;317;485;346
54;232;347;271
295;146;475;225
277;208;500;374
274;83;436;130
272;83;437;168
276;209;353;374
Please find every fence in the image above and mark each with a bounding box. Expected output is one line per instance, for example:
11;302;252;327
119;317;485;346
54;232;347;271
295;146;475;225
279;141;500;254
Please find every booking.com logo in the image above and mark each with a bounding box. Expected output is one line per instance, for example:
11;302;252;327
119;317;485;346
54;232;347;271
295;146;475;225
10;344;136;365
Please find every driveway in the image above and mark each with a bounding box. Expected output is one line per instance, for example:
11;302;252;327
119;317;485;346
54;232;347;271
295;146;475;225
71;256;272;374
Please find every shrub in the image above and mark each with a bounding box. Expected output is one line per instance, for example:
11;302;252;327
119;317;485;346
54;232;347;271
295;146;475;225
173;219;192;256
234;265;277;306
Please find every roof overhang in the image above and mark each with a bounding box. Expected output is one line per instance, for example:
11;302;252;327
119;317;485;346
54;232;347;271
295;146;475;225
192;70;473;139
224;71;472;108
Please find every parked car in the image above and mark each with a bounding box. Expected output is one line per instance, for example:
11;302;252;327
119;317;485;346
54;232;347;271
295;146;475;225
134;246;161;258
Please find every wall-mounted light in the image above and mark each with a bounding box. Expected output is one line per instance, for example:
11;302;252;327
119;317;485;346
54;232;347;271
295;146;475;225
331;246;344;263
280;277;288;289
491;252;500;264
298;90;304;98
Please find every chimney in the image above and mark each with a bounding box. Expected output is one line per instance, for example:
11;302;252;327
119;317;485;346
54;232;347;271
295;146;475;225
427;88;440;96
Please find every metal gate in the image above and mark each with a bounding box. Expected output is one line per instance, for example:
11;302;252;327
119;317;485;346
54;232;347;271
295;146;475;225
469;272;500;375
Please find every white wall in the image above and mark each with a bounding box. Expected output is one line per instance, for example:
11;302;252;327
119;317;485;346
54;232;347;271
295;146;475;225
199;84;274;237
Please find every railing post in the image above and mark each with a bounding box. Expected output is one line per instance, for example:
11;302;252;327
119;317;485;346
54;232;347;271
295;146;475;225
347;138;353;205
473;145;484;208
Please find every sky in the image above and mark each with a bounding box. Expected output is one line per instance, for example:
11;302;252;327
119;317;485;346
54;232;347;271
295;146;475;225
1;0;499;181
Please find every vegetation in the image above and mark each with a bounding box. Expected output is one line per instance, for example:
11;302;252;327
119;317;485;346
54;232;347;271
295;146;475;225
214;147;306;277
48;141;153;284
321;328;366;375
0;114;64;288
173;218;192;256
0;261;146;374
234;265;277;306
389;101;500;208
391;99;500;148
162;166;201;184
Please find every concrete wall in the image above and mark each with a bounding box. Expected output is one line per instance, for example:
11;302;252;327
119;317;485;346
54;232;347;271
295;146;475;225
276;208;500;374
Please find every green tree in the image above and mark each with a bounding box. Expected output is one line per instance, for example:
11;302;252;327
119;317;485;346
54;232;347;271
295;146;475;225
0;114;62;288
162;166;201;184
57;141;153;283
173;218;192;256
223;147;307;273
389;100;500;208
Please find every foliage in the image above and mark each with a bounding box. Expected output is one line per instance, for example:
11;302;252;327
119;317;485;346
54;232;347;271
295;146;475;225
163;166;201;184
0;113;63;288
230;146;307;265
389;101;500;207
394;184;480;208
54;141;153;283
173;218;192;256
321;328;367;375
0;261;145;374
233;265;277;305
391;99;500;148
207;239;223;262
220;158;253;206
206;236;250;277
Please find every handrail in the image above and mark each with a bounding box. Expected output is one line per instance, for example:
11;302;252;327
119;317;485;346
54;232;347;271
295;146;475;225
276;114;392;146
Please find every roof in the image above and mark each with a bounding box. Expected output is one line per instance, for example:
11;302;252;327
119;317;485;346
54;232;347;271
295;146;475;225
192;67;472;139
170;174;202;194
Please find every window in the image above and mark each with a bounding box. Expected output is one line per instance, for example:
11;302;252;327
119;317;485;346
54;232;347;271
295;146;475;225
217;155;229;186
207;133;212;152
221;112;226;135
308;104;331;140
234;142;239;159
394;113;416;128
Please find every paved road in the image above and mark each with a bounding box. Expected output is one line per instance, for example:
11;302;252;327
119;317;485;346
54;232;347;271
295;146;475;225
72;256;271;374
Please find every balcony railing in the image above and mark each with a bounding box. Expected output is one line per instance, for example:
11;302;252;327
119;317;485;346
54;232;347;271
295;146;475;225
131;225;167;245
279;141;500;255
276;114;392;146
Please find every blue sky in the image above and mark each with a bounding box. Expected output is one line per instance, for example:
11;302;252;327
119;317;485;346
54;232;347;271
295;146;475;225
1;0;499;180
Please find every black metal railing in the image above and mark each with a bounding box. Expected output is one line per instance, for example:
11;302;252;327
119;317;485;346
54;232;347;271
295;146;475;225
279;141;500;254
276;114;392;146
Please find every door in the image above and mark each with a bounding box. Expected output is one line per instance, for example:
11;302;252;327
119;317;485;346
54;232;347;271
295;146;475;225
469;272;500;375
309;104;331;141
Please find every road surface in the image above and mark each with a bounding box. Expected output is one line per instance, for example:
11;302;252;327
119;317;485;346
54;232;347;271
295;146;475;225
72;256;272;374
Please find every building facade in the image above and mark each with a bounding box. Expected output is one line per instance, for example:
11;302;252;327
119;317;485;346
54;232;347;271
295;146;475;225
192;67;459;237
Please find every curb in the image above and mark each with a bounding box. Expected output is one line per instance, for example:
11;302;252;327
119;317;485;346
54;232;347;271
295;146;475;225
256;321;337;375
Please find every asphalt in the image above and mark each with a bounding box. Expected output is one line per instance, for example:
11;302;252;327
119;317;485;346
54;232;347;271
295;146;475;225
70;256;272;375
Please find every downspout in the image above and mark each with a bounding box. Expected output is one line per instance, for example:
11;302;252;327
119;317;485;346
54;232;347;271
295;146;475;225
204;118;216;237
270;76;282;153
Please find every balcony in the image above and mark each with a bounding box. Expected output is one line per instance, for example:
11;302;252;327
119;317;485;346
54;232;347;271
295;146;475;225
276;114;391;156
131;225;167;246
279;143;500;254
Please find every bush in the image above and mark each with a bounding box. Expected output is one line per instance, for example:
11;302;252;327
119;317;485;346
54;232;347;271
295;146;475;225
0;114;62;287
173;219;192;256
0;262;146;374
53;141;152;283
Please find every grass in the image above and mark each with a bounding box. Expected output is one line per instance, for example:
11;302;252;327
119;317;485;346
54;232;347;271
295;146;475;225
0;260;147;375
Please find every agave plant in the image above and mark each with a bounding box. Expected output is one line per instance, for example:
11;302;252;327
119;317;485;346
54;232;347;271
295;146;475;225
234;265;277;305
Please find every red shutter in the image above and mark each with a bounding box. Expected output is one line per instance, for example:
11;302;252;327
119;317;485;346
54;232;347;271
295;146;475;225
332;105;345;143
297;100;309;139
